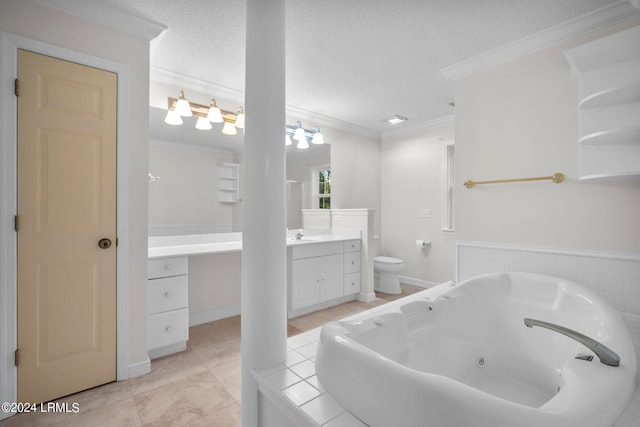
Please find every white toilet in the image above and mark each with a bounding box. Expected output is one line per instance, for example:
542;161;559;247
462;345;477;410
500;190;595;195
373;235;404;294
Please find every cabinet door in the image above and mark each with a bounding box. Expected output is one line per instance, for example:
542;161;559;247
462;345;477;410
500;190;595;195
319;254;344;302
291;258;320;310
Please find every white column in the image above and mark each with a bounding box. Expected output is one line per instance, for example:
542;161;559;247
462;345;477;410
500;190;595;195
241;0;287;426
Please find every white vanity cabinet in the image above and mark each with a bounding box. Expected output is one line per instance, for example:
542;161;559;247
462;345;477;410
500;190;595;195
288;239;361;317
147;256;189;359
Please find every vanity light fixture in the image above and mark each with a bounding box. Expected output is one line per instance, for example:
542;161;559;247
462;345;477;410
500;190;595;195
296;135;310;149
292;121;306;141
164;107;183;125
206;99;224;123
163;90;244;137
387;114;408;125
311;126;324;144
235;106;245;129
195;116;212;130
174;91;193;117
222;121;238;136
284;121;325;149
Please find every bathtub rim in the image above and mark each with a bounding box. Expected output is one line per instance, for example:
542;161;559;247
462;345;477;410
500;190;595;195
315;271;638;427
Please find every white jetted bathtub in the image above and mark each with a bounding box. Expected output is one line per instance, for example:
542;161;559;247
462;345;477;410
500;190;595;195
316;272;637;427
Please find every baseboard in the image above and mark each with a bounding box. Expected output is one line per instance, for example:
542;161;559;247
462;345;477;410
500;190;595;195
189;305;241;326
128;357;151;379
288;294;357;319
399;275;439;288
148;342;187;360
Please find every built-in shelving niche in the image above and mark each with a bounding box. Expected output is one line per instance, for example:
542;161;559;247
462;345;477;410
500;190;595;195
218;162;241;203
564;26;640;181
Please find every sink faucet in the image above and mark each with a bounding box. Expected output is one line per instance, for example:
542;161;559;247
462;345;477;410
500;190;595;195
294;230;304;240
524;318;620;367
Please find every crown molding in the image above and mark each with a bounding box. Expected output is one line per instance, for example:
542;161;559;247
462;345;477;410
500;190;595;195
381;114;454;138
151;66;381;139
150;66;245;105
284;104;380;139
32;0;167;41
563;24;640;72
440;0;640;81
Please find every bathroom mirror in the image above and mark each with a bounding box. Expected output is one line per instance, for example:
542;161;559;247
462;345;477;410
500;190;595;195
148;106;330;231
285;143;330;229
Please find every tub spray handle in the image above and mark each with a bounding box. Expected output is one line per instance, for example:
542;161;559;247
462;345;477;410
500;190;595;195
524;318;620;367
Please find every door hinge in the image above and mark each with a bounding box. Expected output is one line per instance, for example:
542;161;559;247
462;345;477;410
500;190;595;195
14;78;19;97
14;349;19;367
14;215;19;232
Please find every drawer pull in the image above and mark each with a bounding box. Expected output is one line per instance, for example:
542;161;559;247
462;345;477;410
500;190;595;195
351;261;355;265
164;292;172;298
164;264;173;271
165;326;173;333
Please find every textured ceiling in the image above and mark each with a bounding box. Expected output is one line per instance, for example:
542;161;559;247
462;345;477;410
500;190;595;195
102;0;618;134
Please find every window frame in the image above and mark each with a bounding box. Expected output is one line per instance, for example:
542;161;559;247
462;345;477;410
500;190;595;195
442;141;455;232
311;164;331;209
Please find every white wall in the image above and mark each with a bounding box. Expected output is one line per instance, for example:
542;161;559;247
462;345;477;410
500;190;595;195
329;129;382;234
381;122;456;284
0;0;152;372
149;140;237;232
188;252;242;325
455;19;640;255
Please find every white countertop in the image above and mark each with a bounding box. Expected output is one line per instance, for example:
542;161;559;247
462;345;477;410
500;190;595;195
148;230;361;259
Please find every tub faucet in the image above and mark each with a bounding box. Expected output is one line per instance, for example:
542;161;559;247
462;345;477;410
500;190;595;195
524;318;620;367
294;230;304;240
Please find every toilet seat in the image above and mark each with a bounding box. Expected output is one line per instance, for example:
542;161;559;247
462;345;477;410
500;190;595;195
374;256;403;265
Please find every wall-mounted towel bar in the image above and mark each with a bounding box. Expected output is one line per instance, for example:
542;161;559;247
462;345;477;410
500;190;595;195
464;172;564;189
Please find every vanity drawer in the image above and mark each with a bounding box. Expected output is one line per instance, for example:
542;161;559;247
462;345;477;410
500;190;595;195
148;308;189;351
343;240;361;253
148;256;188;279
344;272;360;295
291;241;343;260
343;251;361;274
148;275;188;315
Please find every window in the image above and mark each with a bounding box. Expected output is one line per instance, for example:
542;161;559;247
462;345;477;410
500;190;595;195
443;142;455;231
312;166;331;209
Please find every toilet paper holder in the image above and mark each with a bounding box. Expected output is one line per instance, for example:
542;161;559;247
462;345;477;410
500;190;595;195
416;240;431;250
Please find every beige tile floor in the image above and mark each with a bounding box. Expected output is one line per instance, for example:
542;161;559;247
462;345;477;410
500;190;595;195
0;285;423;427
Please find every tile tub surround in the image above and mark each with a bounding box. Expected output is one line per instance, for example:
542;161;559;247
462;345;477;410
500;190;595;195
257;284;640;427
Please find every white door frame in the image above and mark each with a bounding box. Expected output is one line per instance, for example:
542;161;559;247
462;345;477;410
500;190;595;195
0;32;131;413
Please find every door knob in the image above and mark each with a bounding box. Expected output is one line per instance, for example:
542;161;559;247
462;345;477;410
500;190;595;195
98;238;112;249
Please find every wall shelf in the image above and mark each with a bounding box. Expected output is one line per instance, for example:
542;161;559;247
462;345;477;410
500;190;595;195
218;162;240;203
580;103;640;145
579;59;640;109
564;26;640;181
